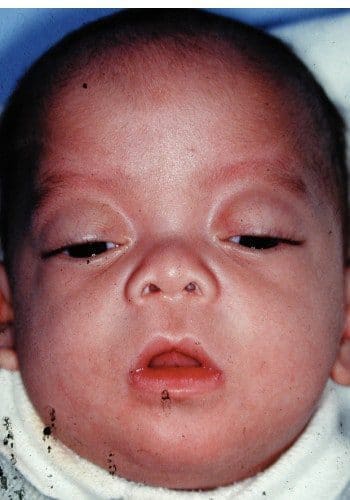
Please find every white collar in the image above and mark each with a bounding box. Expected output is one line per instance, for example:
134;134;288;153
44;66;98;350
1;369;350;499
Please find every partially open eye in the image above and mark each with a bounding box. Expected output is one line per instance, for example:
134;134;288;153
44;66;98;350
63;241;117;258
42;241;117;259
228;235;298;250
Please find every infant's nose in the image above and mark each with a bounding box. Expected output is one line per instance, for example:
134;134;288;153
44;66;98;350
125;241;218;304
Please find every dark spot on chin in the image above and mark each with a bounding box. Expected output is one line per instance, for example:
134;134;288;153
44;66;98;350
108;465;117;475
161;389;171;412
82;83;88;89
161;389;170;401
49;407;56;425
107;453;117;475
43;407;56;440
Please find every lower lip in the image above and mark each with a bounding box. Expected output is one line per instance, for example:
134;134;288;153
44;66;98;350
129;366;224;396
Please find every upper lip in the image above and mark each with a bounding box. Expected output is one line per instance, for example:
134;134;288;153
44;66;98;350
132;336;221;371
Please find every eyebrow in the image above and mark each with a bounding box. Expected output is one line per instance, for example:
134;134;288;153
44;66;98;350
198;162;309;201
33;160;310;217
32;170;129;215
33;172;80;214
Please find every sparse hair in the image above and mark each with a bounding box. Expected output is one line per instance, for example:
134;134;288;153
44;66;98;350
0;8;347;270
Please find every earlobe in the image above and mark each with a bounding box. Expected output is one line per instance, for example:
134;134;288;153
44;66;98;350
0;263;18;371
331;267;350;386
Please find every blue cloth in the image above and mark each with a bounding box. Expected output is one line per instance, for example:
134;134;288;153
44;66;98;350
0;8;348;107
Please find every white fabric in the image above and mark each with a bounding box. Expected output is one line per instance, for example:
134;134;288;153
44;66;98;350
270;12;350;160
271;12;350;111
1;369;350;500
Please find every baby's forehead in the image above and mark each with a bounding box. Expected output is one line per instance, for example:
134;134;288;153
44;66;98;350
49;41;306;136
38;39;334;217
47;47;322;177
39;57;327;213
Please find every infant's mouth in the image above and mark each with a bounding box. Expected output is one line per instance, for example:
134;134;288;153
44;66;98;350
148;350;202;368
129;339;224;397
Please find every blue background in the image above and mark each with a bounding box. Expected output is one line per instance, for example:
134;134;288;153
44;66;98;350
0;8;347;107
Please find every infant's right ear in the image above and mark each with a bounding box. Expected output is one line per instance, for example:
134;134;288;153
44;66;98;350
331;267;350;386
0;264;18;371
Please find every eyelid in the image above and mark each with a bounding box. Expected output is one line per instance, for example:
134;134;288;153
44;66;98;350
227;235;300;243
41;240;121;259
62;241;117;256
226;234;302;250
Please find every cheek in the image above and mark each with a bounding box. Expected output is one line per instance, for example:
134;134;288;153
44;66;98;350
14;266;128;398
14;276;136;458
218;251;343;405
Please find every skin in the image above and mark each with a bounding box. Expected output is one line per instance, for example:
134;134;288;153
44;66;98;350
0;48;350;489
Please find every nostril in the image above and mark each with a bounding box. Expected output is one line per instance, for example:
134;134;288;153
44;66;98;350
142;283;161;295
184;282;197;293
140;281;202;298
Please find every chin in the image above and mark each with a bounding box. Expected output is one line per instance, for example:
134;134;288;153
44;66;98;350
118;449;261;491
111;430;249;490
107;407;306;491
119;435;290;491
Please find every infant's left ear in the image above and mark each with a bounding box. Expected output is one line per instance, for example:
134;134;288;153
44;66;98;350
331;267;350;386
0;264;18;371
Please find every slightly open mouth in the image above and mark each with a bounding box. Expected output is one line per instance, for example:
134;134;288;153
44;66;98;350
148;350;202;368
129;340;224;397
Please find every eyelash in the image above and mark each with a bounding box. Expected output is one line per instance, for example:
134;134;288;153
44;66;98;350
42;241;118;259
41;233;301;260
227;235;301;250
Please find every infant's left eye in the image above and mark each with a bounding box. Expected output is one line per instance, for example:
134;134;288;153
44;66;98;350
228;235;298;250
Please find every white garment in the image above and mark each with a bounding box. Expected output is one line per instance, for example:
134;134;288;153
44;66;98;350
0;369;349;500
270;12;350;162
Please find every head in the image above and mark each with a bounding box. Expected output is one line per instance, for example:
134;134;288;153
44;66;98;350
0;8;349;490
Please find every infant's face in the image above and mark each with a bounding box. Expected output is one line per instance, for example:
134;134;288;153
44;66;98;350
12;55;344;488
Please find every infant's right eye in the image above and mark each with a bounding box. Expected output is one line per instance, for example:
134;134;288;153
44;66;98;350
42;241;117;259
